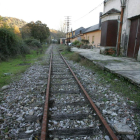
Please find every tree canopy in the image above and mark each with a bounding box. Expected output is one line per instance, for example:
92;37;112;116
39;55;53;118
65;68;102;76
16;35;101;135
22;20;50;42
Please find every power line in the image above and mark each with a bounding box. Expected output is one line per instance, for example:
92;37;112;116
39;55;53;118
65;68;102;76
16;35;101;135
74;1;104;22
65;16;71;45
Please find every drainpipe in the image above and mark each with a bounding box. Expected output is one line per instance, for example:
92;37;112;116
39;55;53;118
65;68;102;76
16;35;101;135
117;0;126;56
69;33;70;43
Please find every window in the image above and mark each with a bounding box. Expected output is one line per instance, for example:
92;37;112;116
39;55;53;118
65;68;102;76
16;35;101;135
92;36;94;44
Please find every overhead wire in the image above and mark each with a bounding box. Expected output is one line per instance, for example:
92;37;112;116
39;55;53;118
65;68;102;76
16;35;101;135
74;1;104;22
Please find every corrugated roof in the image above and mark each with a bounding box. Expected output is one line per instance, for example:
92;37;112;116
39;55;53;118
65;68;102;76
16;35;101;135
84;24;100;33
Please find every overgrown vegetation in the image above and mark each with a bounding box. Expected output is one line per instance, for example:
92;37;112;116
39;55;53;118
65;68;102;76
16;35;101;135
59;44;140;107
81;39;89;45
0;44;48;88
0;27;29;61
0;17;50;87
0;16;27;28
21;21;50;42
0;17;50;61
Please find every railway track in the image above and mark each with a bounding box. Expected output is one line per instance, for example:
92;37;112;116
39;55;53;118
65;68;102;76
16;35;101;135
41;45;118;140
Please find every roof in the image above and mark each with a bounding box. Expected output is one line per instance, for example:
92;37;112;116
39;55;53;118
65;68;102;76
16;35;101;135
75;27;85;36
84;24;100;33
101;8;121;17
72;27;85;38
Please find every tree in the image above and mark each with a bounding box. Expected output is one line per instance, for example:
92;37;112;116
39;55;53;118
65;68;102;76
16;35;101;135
14;25;21;36
25;20;50;42
0;16;9;28
21;24;31;39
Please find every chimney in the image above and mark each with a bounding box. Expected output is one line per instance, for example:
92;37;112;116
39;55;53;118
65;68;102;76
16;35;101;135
99;12;102;29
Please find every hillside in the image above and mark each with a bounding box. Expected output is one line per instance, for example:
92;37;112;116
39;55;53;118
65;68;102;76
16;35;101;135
0;16;27;28
50;29;65;39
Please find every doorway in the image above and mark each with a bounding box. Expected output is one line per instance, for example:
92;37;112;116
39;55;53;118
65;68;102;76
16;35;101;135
127;17;140;58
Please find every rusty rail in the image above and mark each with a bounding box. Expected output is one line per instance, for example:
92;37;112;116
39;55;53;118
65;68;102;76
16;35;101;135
60;53;118;140
41;52;52;140
40;47;118;140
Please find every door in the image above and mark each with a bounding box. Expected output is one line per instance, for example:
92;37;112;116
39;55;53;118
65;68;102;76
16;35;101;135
127;18;140;58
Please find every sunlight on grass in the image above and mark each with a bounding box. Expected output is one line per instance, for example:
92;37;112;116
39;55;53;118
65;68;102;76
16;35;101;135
0;47;48;88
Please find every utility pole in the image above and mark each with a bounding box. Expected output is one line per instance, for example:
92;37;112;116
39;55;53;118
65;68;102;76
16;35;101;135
65;16;71;45
117;0;126;56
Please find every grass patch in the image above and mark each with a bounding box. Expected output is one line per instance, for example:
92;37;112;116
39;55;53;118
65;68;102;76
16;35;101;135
60;45;140;107
0;44;48;88
81;59;140;107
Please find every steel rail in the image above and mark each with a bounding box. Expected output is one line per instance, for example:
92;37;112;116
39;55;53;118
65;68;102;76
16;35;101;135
60;53;118;140
41;52;52;140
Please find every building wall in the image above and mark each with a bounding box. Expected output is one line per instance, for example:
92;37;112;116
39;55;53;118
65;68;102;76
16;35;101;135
66;33;72;38
127;0;140;19
60;38;66;44
102;0;140;59
101;14;120;22
72;37;77;42
121;0;140;56
83;30;101;47
77;35;84;42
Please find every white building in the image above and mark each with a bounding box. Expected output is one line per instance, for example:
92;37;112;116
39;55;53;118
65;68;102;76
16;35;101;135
100;0;140;60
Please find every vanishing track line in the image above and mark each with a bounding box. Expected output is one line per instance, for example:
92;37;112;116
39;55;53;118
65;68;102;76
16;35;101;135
41;45;118;140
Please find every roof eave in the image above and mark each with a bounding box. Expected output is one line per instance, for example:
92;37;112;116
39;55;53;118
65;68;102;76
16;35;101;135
84;29;100;34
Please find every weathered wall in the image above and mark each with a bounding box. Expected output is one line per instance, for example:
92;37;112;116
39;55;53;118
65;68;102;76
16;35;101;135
127;0;140;19
101;14;120;22
102;0;140;58
121;0;140;56
83;30;101;47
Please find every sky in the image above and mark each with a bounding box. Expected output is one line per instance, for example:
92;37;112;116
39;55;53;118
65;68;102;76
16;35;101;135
0;0;104;31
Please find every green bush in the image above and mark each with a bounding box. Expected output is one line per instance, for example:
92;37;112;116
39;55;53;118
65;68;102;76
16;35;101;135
59;44;70;52
72;40;80;46
0;28;18;56
76;42;82;48
0;27;30;61
81;39;89;45
24;38;42;48
68;53;81;62
19;41;30;55
30;40;42;48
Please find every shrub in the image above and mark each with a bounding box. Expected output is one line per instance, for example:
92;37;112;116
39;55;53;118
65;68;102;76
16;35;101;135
19;41;30;55
0;27;30;61
68;53;81;62
72;40;80;46
24;38;42;48
81;39;89;45
76;42;82;48
30;40;42;48
65;46;71;52
0;28;18;56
